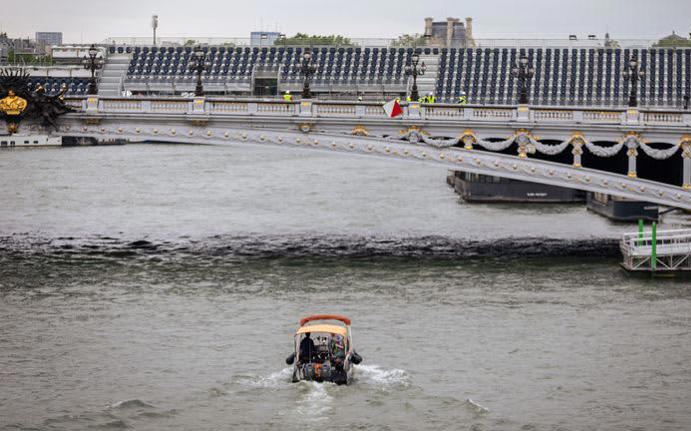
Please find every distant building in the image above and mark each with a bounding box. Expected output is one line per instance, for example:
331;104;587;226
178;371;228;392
424;17;475;48
659;31;687;43
0;33;37;55
35;32;63;46
250;31;282;46
0;33;9;63
0;32;52;60
34;32;63;54
654;30;691;47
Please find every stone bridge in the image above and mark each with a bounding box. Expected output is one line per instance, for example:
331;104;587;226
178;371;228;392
38;96;691;209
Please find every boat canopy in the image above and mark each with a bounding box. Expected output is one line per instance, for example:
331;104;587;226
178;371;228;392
296;324;347;336
300;315;351;326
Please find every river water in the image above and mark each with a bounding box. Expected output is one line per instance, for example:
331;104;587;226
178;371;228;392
1;144;690;430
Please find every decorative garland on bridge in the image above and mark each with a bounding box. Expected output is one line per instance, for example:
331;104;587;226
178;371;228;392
528;136;572;155
395;127;683;161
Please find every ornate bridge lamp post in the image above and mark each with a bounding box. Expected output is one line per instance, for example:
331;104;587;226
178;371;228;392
405;51;426;102
511;53;535;104
296;49;316;99
190;46;211;97
622;55;645;108
82;44;104;95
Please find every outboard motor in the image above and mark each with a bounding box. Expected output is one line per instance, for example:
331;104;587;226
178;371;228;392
302;362;332;381
319;362;331;380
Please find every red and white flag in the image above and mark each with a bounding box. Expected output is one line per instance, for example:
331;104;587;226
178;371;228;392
382;99;403;118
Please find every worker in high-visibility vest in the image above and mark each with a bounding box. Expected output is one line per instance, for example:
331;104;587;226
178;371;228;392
282;91;292;101
426;92;435;103
458;91;467;104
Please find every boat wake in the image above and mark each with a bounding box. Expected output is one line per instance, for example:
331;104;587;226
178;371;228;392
354;364;411;388
231;364;411;391
465;397;490;414
106;399;156;410
294;381;334;421
230;367;294;389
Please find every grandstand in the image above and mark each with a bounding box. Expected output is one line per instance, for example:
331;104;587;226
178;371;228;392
436;46;691;107
26;77;91;95
0;45;105;96
109;44;691;107
14;41;691;107
119;45;415;96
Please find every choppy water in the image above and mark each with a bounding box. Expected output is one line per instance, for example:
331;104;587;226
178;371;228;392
1;144;690;430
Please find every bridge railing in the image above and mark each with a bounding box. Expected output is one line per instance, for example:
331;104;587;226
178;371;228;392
621;229;691;257
65;96;691;128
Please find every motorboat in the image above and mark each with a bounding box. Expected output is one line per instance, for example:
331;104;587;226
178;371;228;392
285;314;362;385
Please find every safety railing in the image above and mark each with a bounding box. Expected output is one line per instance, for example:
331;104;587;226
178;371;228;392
101;100;143;112
256;103;294;115
315;104;357;117
642;112;684;124
209;101;248;113
582;111;623;122
425;106;465;119
150;100;188;112
66;96;691;128
621;229;691;257
472;108;513;119
531;109;574;121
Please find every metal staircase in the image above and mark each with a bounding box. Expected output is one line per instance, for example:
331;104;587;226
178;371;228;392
98;54;131;97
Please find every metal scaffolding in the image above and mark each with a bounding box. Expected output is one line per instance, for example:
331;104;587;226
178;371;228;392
621;226;691;272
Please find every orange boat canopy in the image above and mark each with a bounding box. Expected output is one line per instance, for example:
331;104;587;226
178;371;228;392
300;315;351;326
296;324;347;336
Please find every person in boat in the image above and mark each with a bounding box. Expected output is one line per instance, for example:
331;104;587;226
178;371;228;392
330;334;346;367
299;332;316;363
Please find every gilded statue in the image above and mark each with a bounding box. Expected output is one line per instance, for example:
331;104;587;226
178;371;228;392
0;90;28;116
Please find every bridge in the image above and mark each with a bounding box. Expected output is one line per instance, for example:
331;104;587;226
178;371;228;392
14;95;682;210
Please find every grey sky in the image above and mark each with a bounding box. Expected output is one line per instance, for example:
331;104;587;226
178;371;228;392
2;0;690;43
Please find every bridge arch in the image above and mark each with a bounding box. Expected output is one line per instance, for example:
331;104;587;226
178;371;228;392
55;121;691;210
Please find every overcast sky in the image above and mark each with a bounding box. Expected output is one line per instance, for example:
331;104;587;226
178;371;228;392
2;0;690;43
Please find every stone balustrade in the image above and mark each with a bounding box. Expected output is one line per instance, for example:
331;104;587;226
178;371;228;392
68;96;691;128
642;112;684;124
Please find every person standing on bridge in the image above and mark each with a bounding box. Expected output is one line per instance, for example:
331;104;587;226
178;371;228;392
283;91;293;101
457;91;467;105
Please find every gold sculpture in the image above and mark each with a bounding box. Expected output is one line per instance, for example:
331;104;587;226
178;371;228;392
0;90;28;116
